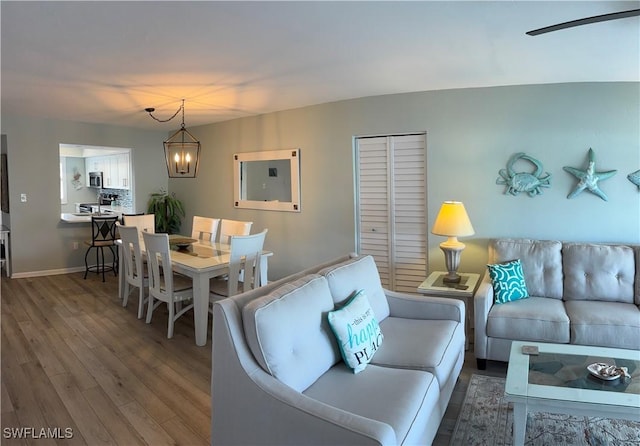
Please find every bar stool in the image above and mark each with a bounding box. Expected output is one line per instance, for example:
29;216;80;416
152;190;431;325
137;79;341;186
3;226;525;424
83;215;119;282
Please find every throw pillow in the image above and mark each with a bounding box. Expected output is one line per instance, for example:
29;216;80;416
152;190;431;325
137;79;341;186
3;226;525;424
327;289;384;373
487;259;529;304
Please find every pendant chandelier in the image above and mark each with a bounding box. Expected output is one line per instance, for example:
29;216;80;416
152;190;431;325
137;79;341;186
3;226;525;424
145;99;201;178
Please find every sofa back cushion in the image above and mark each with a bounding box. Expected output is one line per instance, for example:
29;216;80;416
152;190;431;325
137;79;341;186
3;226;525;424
242;274;340;392
563;243;635;303
489;239;563;299
318;255;390;322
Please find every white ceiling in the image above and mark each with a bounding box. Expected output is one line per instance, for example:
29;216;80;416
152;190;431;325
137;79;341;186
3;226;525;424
2;1;639;131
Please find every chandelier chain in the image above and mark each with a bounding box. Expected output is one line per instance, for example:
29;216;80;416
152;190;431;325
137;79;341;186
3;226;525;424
146;99;186;125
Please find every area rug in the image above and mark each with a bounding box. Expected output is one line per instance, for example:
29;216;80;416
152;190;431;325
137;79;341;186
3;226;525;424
450;374;640;446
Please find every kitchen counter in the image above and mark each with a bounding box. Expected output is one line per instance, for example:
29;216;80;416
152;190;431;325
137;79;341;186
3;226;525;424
91;205;134;214
61;205;134;223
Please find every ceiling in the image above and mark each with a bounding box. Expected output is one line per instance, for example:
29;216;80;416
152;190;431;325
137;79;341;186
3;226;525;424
2;1;639;131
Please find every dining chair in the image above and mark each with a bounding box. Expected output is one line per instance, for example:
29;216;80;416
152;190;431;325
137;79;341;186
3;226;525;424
142;232;194;339
191;216;220;242
210;229;268;300
218;219;253;244
117;223;149;319
83;215;119;282
123;214;156;234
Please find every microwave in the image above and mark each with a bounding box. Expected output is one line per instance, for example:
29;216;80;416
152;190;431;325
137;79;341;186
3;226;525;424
89;171;103;188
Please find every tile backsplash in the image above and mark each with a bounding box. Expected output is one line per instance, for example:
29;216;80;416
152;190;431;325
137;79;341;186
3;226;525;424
102;188;133;208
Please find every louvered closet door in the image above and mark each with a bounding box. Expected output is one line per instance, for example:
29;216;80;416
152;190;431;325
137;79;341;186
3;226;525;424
356;134;427;292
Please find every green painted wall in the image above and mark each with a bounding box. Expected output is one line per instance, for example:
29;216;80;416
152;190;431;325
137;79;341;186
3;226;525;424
2;82;639;278
172;82;640;279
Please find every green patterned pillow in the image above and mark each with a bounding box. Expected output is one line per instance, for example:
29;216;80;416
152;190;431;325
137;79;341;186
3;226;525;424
487;259;529;304
327;289;384;373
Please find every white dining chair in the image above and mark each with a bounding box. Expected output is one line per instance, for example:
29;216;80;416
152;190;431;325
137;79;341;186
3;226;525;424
191;216;220;242
117;223;149;319
210;229;268;300
142;232;194;339
218;219;253;245
123;214;155;234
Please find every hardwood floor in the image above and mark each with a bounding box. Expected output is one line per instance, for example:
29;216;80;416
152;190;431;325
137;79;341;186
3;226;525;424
2;272;211;446
1;272;506;446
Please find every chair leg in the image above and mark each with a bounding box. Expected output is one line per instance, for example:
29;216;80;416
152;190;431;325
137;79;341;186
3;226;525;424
137;287;145;319
122;281;130;307
108;245;117;277
146;296;155;324
83;247;91;279
100;246;106;282
167;301;175;339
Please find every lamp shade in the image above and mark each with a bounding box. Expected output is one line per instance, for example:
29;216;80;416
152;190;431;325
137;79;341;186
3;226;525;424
431;201;475;237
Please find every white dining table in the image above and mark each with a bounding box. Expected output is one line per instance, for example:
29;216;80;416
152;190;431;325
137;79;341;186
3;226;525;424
117;234;272;346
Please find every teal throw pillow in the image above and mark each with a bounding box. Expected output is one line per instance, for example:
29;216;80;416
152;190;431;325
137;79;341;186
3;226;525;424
327;290;384;374
487;259;529;304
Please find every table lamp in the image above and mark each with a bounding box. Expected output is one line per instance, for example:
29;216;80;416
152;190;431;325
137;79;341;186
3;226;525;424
431;201;475;283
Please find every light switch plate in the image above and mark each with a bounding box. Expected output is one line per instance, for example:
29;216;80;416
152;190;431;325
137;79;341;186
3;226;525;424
20;193;27;202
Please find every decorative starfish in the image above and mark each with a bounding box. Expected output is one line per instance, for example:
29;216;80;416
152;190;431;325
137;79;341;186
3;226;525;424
563;148;617;201
628;169;640;189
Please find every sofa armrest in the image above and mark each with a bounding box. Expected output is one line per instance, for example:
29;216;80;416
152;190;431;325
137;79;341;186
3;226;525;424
212;299;396;445
473;273;494;360
385;289;465;323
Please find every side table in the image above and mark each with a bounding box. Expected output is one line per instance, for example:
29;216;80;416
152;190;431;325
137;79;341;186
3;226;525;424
417;271;480;350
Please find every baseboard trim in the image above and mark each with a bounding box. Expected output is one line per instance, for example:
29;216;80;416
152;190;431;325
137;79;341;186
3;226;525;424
10;266;86;279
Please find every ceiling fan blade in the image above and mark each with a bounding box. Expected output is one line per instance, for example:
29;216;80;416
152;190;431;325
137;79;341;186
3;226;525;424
526;8;640;36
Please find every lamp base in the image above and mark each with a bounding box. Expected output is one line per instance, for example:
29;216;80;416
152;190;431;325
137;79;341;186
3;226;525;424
439;237;465;285
442;273;462;284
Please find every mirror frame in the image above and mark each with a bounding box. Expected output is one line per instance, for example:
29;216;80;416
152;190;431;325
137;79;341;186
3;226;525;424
233;148;301;212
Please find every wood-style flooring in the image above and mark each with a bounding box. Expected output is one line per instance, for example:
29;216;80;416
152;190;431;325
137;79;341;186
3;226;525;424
1;271;506;446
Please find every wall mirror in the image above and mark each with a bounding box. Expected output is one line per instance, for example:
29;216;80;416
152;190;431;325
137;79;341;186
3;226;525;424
234;149;301;212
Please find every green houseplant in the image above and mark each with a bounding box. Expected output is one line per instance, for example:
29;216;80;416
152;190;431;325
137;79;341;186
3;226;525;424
147;189;185;234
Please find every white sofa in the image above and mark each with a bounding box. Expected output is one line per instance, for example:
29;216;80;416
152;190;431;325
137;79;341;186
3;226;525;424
211;254;465;445
474;238;640;369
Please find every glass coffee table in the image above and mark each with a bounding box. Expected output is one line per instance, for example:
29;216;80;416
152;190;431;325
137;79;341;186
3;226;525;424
505;341;640;446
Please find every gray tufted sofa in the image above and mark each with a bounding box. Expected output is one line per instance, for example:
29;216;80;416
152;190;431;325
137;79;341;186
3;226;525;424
211;254;465;445
474;238;640;369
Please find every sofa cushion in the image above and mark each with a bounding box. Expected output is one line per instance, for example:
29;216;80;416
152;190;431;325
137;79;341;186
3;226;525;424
242;274;340;392
372;317;464;389
564;300;640;350
319;255;391;322
487;296;570;343
303;362;439;445
489;239;563;299
487;259;529;304
328;289;384;373
563;243;636;304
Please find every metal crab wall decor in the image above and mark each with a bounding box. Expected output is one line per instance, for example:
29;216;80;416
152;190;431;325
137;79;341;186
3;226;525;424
496;152;552;197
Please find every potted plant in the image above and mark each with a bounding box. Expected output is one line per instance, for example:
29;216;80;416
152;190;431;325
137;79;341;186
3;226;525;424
147;189;185;234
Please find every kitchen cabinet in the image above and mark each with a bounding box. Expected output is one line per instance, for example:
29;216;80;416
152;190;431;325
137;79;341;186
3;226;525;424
86;156;105;176
85;153;131;190
115;153;131;189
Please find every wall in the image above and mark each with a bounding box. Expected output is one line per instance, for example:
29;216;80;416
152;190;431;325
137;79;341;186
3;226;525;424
2;82;638;278
170;82;640;280
0;115;167;276
61;156;98;213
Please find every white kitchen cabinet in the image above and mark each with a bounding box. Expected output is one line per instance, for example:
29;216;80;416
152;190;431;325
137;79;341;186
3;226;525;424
116;153;131;189
103;155;117;188
85;156;105;188
84;153;131;190
85;156;104;175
